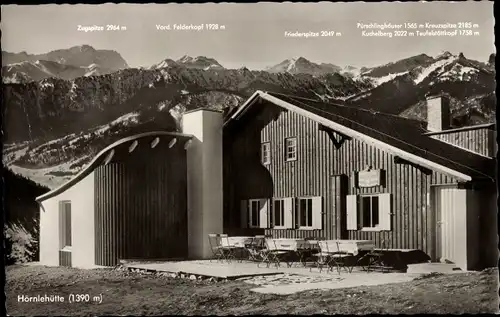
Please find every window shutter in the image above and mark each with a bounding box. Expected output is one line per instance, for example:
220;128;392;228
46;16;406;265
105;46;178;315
312;196;323;229
284;197;294;229
378;193;392;230
240;200;248;228
346;194;358;230
259;199;269;228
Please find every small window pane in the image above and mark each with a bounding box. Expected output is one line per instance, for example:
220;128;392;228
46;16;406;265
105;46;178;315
285;138;297;161
274;200;283;226
251;201;260;227
60;202;72;248
362;197;371;227
372;196;379;226
307;206;313;227
300;199;307;226
261;143;270;164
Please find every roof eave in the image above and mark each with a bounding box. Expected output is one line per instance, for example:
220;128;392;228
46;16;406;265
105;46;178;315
223;90;264;127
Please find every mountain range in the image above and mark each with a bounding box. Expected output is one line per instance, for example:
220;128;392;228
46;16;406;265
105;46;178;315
2;45;128;83
2;45;496;189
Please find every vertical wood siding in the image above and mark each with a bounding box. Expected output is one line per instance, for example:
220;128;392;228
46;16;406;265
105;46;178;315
94;141;188;266
224;103;460;259
430;128;495;157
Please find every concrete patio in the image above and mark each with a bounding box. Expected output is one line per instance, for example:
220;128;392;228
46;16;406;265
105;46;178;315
122;259;436;295
123;259;285;279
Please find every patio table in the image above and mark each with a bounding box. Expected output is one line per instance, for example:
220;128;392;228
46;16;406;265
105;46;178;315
313;240;376;273
267;238;318;267
225;236;254;248
326;240;375;256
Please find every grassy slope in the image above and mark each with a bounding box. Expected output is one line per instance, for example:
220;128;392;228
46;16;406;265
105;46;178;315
6;265;499;315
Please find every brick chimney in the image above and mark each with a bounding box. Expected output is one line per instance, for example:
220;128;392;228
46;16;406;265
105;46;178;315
426;94;451;132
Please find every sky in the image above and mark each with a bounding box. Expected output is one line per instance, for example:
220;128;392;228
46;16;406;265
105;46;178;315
1;2;495;70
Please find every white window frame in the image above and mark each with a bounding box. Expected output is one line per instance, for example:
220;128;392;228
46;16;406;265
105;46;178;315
360;194;380;231
261;142;271;165
285;137;297;162
59;201;72;250
296;197;314;229
272;199;286;229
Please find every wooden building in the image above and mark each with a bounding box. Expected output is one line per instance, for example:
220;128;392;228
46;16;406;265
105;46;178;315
223;91;497;271
37;90;496;271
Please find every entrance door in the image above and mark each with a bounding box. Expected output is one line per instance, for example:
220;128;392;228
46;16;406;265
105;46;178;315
433;185;467;268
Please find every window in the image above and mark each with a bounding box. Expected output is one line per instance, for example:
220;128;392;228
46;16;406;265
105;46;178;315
285;137;297;161
59;201;72;249
297;198;313;227
261;142;271;165
273;199;285;228
346;193;391;231
295;197;322;229
241;199;270;229
361;195;379;228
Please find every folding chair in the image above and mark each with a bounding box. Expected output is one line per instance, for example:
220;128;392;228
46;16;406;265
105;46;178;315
246;235;265;262
208;234;226;262
219;234;242;263
257;237;288;268
256;235;273;267
311;239;332;273
328;241;356;274
300;237;322;267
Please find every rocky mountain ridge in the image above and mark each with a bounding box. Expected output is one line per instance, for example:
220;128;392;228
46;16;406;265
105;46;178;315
2;45;129;83
3;65;373;144
2;47;495;189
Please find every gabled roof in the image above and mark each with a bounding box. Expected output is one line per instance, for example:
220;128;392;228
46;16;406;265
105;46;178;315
226;90;496;182
36;131;193;203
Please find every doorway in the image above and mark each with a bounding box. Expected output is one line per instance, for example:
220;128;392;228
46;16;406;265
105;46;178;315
433;185;468;269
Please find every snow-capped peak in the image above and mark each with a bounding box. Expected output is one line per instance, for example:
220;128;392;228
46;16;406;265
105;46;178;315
178;55;193;63
150;58;178;69
413;54;458;84
435;51;454;60
176;55;224;70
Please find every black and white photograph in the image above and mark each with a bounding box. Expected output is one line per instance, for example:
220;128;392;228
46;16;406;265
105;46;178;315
2;1;498;315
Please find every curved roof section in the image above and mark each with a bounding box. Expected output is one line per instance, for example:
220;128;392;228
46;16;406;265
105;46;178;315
36;131;193;203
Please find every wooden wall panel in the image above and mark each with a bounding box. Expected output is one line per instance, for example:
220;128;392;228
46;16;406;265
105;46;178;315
430;128;495;157
94;141;188;266
223;102;463;258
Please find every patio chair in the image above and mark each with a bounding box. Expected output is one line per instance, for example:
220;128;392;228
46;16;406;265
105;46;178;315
208;234;226;262
257;236;289;268
328;241;357;274
311;240;332;273
312;240;354;274
219;234;243;263
245;235;266;262
299;237;323;267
